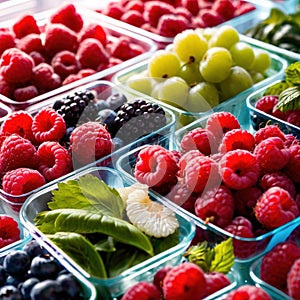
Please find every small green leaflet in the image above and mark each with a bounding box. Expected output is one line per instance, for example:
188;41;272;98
285;61;300;86
276;85;300;112
47;232;107;278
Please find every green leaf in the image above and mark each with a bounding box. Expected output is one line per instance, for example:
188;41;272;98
35;208;154;256
150;229;179;255
263;81;290;96
49;174;125;219
94;236;116;252
263;8;288;26
47;232;107;278
285;61;300;86
276;85;300;112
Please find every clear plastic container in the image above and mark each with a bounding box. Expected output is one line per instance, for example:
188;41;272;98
0;0;37;22
0;5;157;110
20;166;196;299
0;80;176;215
247;0;298;13
0;102;12;123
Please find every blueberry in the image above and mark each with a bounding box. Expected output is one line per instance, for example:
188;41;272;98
56;273;82;298
95;99;109;111
0;266;7;286
112;137;124;151
30;280;66;300
106;92;127;111
5;276;23;287
97;109;117;131
23;240;47;261
3;250;30;277
19;277;40;300
0;285;22;300
30;254;59;280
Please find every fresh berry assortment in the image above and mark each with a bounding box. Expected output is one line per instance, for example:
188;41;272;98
98;0;256;39
0;2;151;106
129;111;300;259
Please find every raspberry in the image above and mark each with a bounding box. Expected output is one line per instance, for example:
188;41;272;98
255;95;278;115
2;167;46;198
29;51;46;66
44;23;78;56
144;1;174;27
181;0;200;16
225;285;271;300
32;108;66;143
126;0;144;13
121;10;145;27
254;137;290;173
157;14;189;37
0;111;35;143
195;185;234;228
284;133;299;148
255;187;299;230
0;215;20;249
79;23;107;46
219;129;255;153
77;38;109;70
100;2;124;20
16;33;44;54
0;76;14;98
162;262;206;300
51;50;79;80
37;141;72;182
260;171;296;198
204;272;230;297
212;0;235;20
220;149;260;190
205;112;240;143
12;14;40;39
236;2;256;15
13;85;39;102
134;145;179;188
70;122;114;166
0;134;37;177
175;7;193;20
110;37;144;61
0;29;15;56
254;124;286;145
180;128;216;155
260;241;300;292
287;258;300;299
284;144;300;183
183;155;220;193
153;266;172;293
49;3;84;32
121;281;161;300
198;9;223;27
286;109;300;127
178;149;203;173
0;48;34;84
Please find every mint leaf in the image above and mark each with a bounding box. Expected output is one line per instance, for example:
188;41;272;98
285;61;300;86
47;232;107;278
276;85;300;112
49;174;124;219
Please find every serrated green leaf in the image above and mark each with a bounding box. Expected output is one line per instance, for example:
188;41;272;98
47;232;107;278
285;61;300;86
35;208;154;256
276;85;300;112
263;81;290;96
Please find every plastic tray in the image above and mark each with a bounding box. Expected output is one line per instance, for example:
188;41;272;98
0;80;176;215
0;101;12;123
113;36;288;129
0;5;157;110
246;81;300;140
20;166;196;299
0;0;36;22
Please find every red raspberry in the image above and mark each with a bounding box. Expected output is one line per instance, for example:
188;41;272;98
178;149;203;172
286;109;300;127
121;10;145;27
254;137;290;173
79;23;107;46
16;33;44;54
0;48;34;84
198;9;224;27
284;133;299;148
29;51;46;66
110;37;144;61
284;144;300;183
100;2;124;20
219;129;255;153
206;112;240;143
0;76;14;98
220;149;260;190
254;124;286;145
49;3;83;32
44;23;78;56
0;215;20;249
175;7;193;20
62;73;80;86
183;155;220;193
0;134;37;177
144;1;174;27
153;266;172;293
0;29;15;56
204;272;230;297
287;258;300;299
0;111;35;143
260;241;300;292
255;95;278;114
255;187;299;230
236;2;256;15
181;0;200;16
224;285;271;300
121;281;161;300
70;122;114;166
260;171;296;198
51;50;79;80
37;141;72;182
180;128;216;155
32;107;66;143
77;38;109;70
126;0;144;13
2;167;46;198
134;145;179;188
195;185;234;228
157;14;189;37
163;262;206;300
212;0;235;20
13;85;39;102
12;14;40;39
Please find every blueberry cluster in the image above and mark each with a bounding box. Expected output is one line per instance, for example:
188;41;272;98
0;240;84;300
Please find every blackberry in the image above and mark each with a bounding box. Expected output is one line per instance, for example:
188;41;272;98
113;99;167;143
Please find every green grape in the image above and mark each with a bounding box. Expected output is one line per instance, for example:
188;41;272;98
186;82;219;112
157;76;189;108
178;61;203;86
249;70;265;83
151;80;164;99
127;72;153;95
208;25;240;50
148;50;181;78
173;29;208;63
196;27;217;42
199;47;233;83
249;49;271;73
220;66;254;100
230;42;255;69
